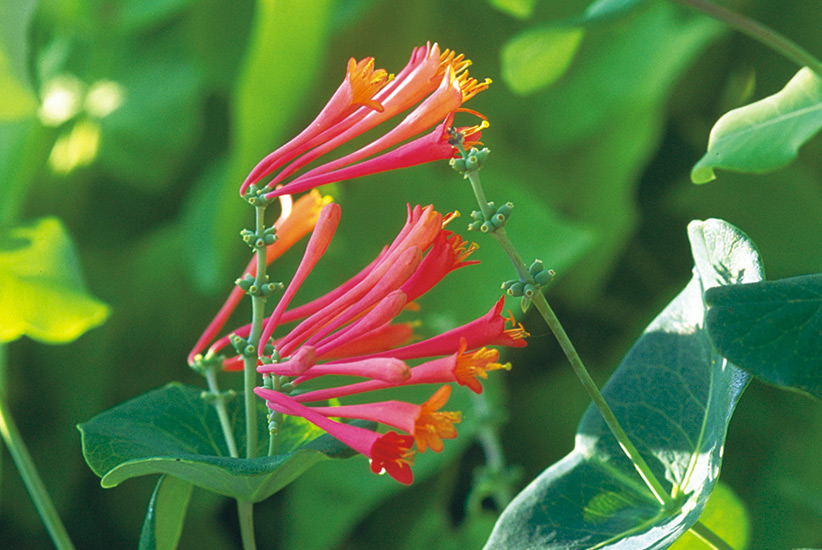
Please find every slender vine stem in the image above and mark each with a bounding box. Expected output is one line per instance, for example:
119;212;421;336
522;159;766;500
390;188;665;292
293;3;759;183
671;0;822;78
237;500;257;550
455;146;673;509
0;355;76;550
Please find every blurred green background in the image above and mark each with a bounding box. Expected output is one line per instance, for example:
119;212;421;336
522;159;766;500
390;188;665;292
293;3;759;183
1;0;821;548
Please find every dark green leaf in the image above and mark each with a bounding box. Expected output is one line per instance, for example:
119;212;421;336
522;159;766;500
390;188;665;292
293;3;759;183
79;383;368;503
139;475;193;550
0;218;109;343
705;274;822;399
692;68;822;183
485;219;763;549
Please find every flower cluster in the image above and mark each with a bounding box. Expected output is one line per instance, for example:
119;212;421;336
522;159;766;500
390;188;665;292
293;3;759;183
189;44;518;484
240;42;490;201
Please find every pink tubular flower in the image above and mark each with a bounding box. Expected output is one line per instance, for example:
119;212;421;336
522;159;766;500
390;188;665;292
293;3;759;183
239;43;490;200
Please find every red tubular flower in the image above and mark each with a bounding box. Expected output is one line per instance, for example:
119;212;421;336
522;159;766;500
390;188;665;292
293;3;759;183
239;43;490;200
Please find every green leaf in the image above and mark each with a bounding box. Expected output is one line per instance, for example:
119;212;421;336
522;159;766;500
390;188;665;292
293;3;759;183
0;0;38;120
78;382;368;503
583;0;649;21
501;25;585;95
0;218;110;344
668;481;749;550
139;475;194;550
705;273;822;400
692;67;822;183
484;219;763;549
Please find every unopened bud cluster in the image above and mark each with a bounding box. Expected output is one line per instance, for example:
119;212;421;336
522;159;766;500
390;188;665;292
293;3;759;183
450;147;491;176
235;274;283;297
501;260;555;297
241;226;277;250
468;201;513;233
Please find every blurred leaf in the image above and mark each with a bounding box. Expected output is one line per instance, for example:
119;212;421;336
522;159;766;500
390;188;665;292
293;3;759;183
484;219;762;549
705;274;822;400
487;0;539;19
0;119;50;222
501;25;584;95
584;0;649;21
0;218;109;344
0;0;38;120
692;68;822;184
668;481;749;550
530;1;722;303
79;383;368;503
96;32;202;189
138;475;193;550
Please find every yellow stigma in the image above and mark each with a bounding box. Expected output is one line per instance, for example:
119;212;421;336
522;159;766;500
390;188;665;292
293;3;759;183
346;57;393;112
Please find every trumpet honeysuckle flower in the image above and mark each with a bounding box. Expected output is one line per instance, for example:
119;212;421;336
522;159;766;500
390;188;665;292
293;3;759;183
296;385;461;454
239;42;490;200
253;386;416;484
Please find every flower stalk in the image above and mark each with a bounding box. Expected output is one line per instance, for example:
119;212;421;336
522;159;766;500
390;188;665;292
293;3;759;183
451;143;675;509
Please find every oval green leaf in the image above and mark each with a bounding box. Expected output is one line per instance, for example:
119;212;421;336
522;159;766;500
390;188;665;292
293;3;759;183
0;218;110;344
705;273;822;400
139;475;194;550
485;219;763;549
79;382;369;503
692;67;822;183
501;25;585;95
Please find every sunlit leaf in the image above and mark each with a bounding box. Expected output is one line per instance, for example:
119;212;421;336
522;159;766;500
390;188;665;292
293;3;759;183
79;383;369;503
501;25;584;95
486;0;539;19
705;274;822;400
138;475;193;550
668;481;749;550
0;218;109;344
0;0;38;120
484;219;762;549
692;67;822;183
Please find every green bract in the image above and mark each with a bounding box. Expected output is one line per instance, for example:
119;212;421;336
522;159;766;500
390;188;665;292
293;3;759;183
78;383;370;503
705;273;822;400
692;67;822;183
0;217;109;344
484;218;763;549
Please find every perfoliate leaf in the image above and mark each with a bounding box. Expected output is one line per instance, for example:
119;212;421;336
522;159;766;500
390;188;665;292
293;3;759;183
0;218;110;344
486;0;538;19
138;475;193;550
692;67;822;183
705;273;822;400
501;25;584;95
485;219;763;549
79;383;369;503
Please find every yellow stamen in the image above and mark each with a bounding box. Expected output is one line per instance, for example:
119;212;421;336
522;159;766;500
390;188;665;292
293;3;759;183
346;57;392;112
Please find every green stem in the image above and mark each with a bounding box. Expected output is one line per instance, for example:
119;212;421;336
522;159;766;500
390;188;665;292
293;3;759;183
205;370;239;458
671;0;822;78
0;392;77;550
461;165;674;509
688;519;737;550
244;203;269;460
470;392;513;509
236;500;257;550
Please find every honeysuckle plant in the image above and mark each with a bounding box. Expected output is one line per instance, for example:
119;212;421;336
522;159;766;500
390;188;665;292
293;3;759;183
5;1;821;548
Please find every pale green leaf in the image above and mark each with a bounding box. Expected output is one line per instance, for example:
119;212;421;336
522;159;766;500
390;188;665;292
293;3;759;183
138;475;194;550
668;482;749;550
0;218;109;344
486;0;538;19
692;67;822;183
501;25;584;95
